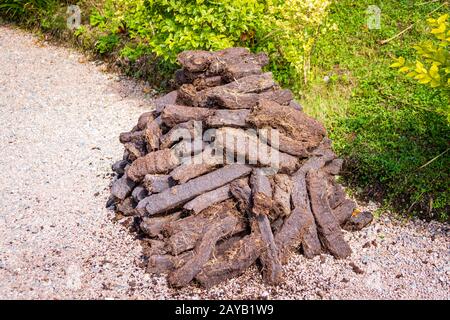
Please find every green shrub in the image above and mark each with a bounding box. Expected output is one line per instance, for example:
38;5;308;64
95;33;119;53
0;0;62;23
391;13;449;122
1;0;333;89
0;1;71;34
0;0;54;18
88;0;332;90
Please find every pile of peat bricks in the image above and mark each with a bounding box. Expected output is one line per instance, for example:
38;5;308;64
108;48;373;288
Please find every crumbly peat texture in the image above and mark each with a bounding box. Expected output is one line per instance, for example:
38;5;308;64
109;47;373;288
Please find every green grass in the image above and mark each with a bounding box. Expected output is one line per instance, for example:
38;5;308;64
302;0;449;221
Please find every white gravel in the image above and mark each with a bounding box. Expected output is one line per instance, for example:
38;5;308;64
0;24;449;300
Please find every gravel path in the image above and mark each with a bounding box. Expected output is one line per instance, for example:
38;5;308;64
0;24;448;300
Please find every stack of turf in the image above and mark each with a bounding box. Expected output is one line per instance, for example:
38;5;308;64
108;48;373;288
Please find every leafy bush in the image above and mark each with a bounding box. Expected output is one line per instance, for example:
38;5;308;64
262;0;333;88
391;14;449;121
0;1;71;34
1;0;333;89
95;33;119;53
0;0;55;18
89;0;331;89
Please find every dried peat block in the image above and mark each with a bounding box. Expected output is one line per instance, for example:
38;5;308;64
123;141;146;160
111;159;128;176
214;127;270;165
208;48;268;80
271;217;284;234
137;164;252;215
323;158;344;175
258;128;312;157
183;184;231;214
277;153;301;174
141;239;167;257
214;127;299;173
307;171;352;258
250;169;273;216
136;111;157;130
154;90;178;113
272;208;312;264
143;174;173;193
214;234;246;256
119;130;144;144
161;104;213;127
193;86;292;109
123;143;142;167
111;173;136;200
127;149;180;182
165;200;247;255
140;212;182;238
132;186;148;202
193;75;224;90
230;178;252;214
289;99;302;111
258;88;293;106
145;235;241;275
298;143;337;173
178;50;213;72
147;251;194;275
144;116;162;152
275;171;314;262
116;197;135;216
170;163;215;184
159;120;202;149
105;195;116;209
248;170;282;283
222;60;264;82
165;216;209;255
206;109;250;128
176;84;197;105
211;47;260;64
293;152;339;257
174;68;203;86
332;199;357;225
195;233;264;288
272;174;293;217
194;83;291;111
247;99;326;154
207;47;250;70
342;211;373;231
195;73;276;109
327;181;347;209
230;175;288;279
221;72;275;93
254;214;283;284
168;215;239;287
171;140;206;161
274;154;336;260
220;51;268;81
311;137;334;156
196;90;260;109
169;145;223;183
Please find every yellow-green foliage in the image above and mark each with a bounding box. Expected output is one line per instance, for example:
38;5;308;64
264;0;332;86
91;0;331;89
391;14;449;121
391;14;449;88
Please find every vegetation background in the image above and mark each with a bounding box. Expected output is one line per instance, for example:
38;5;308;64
1;0;448;221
